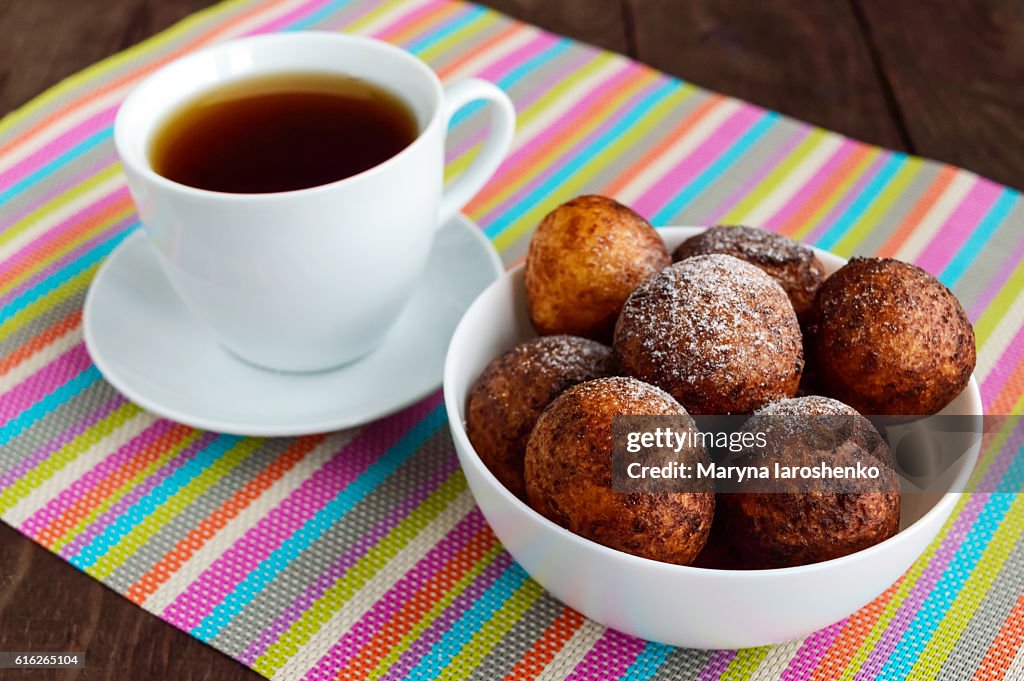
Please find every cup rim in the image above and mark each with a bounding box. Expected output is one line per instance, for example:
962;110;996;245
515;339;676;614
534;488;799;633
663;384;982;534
113;31;445;201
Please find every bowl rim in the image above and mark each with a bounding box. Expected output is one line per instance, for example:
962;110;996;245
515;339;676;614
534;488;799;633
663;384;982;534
443;225;984;579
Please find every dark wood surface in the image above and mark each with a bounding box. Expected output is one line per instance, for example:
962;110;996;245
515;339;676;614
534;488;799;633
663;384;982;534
1;1;1022;679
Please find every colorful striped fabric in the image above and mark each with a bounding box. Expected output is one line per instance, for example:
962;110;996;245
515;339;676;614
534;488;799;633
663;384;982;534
0;0;1022;679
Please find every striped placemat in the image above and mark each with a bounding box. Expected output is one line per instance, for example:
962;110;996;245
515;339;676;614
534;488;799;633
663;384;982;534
1;0;1022;679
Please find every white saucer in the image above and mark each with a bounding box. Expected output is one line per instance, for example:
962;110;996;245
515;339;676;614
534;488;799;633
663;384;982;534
83;215;503;436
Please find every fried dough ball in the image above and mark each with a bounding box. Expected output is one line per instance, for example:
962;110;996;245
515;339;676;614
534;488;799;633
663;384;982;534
525;195;670;341
673;225;826;324
467;335;615;499
614;254;803;415
717;396;900;568
812;257;976;417
524;377;714;565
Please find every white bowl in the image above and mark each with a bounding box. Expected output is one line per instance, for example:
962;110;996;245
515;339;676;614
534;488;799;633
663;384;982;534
443;226;982;649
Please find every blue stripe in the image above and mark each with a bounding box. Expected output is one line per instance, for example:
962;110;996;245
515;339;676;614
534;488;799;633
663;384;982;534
941;188;1019;287
284;0;364;32
622;642;673;681
483;78;678;239
877;492;1015;680
191;404;447;640
650;112;781;226
71;434;242;568
0;367;101;447
0;226;132;325
995;441;1024;494
808;152;907;252
449;39;572;129
0;128;113;209
406;5;487;54
404;562;528;680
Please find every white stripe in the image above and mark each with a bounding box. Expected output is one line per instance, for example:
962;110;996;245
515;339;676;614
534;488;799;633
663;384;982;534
0;175;124;266
893;173;976;263
0;327;82;390
534;617;605;681
144;429;357;612
616;99;743;205
976;285;1024;384
742;134;845;225
507;56;625;153
1005;637;1024;681
0;0;321;174
442;25;540;82
348;0;436;38
747;640;804;681
3;410;155;526
272;491;475;681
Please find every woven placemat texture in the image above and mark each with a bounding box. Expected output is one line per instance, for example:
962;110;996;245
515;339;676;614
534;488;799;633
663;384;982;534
1;0;1022;679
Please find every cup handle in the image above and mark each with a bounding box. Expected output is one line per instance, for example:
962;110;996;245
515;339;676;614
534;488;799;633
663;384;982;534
438;78;516;226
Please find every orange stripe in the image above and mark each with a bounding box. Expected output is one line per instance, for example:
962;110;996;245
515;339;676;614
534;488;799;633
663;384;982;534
777;145;874;237
989;349;1024;415
436;23;524;79
0;0;297;157
332;526;499;680
601;95;726;197
463;66;653;215
0;309;81;376
503;607;586;680
33;423;195;548
806;580;901;681
0;193;134;297
374;1;463;45
971;591;1024;681
126;434;325;603
876;165;958;258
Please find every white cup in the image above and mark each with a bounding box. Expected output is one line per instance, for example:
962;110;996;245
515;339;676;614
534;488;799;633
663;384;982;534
114;32;515;372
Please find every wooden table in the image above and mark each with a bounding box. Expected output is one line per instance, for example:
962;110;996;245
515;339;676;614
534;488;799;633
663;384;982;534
1;1;1021;679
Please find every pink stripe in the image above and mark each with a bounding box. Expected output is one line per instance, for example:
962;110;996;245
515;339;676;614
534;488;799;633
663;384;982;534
853;492;989;679
372;0;448;41
20;419;179;539
631;106;762;218
0;217;135;310
802;153;888;244
478;66;652;226
58;430;219;559
474;32;558;83
763;139;858;229
779;618;847;681
969;234;1024;321
0;186;128;280
161;395;440;630
239;454;461;663
564;628;647;681
699;650;737;681
304;511;489;681
0;152;120;231
380;552;516;681
0;343;93;427
0;107;116;195
0;0;333;197
981;326;1024;407
915;180;1001;275
455;62;633;176
703;126;810;224
0;394;123;491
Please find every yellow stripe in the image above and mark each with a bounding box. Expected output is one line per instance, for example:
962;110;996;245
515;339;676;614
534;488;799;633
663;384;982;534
830;158;924;258
719;129;829;224
255;472;467;676
0;402;141;515
789;148;881;241
491;84;694;252
906;497;1024;680
51;430;204;551
86;437;264;579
